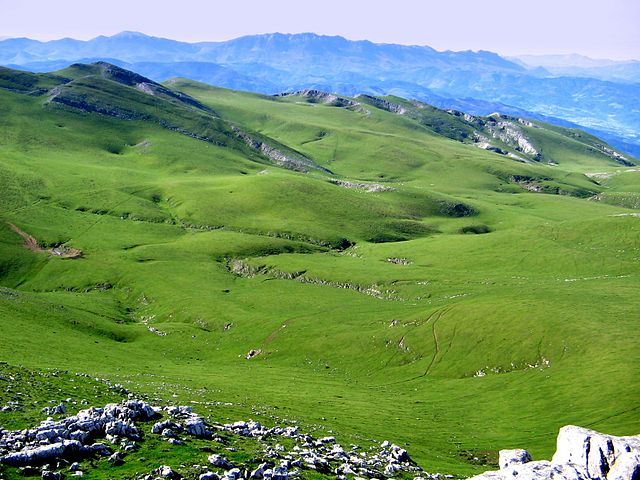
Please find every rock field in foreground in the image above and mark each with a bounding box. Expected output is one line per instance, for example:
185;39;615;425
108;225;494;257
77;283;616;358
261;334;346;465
0;398;428;479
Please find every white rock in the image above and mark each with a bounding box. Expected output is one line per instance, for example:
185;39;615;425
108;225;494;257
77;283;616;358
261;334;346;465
159;465;175;477
469;460;589;480
185;415;210;437
552;425;640;480
608;451;640;480
499;448;532;469
251;463;268;478
208;454;229;467
225;468;242;480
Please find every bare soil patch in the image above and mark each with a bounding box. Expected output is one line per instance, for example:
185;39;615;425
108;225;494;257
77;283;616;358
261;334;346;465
8;223;82;259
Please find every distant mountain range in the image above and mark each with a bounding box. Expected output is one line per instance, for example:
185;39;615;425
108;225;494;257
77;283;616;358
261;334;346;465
1;31;639;157
511;54;640;83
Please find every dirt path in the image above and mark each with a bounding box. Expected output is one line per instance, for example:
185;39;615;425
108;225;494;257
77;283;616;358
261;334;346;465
7;222;82;259
8;223;43;253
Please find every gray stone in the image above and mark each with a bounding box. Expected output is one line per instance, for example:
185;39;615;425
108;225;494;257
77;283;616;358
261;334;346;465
225;468;242;480
158;465;176;477
272;465;288;480
1;440;82;466
251;463;268;478
185;416;210;438
41;470;63;480
208;454;230;467
152;420;181;435
108;451;123;464
199;473;220;480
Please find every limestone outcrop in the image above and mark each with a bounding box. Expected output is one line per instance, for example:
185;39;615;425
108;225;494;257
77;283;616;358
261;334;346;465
470;426;639;480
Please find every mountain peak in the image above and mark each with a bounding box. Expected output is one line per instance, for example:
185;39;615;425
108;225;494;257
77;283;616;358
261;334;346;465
112;31;150;39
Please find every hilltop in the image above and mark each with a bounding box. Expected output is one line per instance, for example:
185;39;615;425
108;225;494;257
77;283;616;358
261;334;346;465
0;63;638;479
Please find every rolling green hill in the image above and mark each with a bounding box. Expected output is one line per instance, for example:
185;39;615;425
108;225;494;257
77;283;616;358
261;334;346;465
0;63;638;480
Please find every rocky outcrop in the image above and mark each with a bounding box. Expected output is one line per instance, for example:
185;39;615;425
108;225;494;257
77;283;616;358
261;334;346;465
484;115;540;158
469;426;639;480
355;94;408;114
94;61;155;87
225;258;400;300
232;127;332;174
592;143;634;167
277;89;359;109
47;86;151;121
552;426;640;480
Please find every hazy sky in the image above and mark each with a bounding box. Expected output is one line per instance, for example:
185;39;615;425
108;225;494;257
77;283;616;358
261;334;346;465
0;0;638;60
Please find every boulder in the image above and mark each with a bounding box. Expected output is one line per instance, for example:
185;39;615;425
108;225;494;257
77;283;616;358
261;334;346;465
199;473;220;480
152;420;182;435
251;463;268;478
1;440;82;466
272;465;288;480
41;470;63;480
470;426;639;480
158;465;176;477
89;443;112;456
208;454;230;467
499;449;532;469
552;426;640;480
391;444;410;462
225;467;242;480
185;416;210;438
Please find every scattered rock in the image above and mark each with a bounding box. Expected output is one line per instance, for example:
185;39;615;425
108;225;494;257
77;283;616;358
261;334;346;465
246;349;262;360
158;465;177;477
208;454;230;468
251;462;269;478
199;473;220;480
41;403;67;415
329;179;395;193
41;470;63;480
387;257;412;265
0;398;425;480
108;451;124;465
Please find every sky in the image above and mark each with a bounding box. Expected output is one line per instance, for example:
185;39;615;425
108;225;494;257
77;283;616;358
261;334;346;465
0;0;638;60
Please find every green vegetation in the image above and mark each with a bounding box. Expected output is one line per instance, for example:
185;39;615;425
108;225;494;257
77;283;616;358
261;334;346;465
0;64;638;479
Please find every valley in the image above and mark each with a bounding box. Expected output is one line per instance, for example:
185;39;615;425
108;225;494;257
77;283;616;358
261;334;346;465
0;62;638;479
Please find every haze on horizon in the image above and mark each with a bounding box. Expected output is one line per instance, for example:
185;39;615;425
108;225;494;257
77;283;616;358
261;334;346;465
0;0;638;61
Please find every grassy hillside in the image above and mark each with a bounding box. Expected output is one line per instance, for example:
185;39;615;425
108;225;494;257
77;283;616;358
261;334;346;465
0;64;638;479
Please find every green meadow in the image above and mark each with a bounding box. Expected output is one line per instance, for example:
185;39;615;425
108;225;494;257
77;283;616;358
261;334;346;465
0;64;638;478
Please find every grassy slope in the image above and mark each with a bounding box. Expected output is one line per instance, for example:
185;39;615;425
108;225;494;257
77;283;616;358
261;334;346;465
0;70;638;477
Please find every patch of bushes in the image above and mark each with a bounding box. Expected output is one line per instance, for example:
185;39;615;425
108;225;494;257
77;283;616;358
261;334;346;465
437;201;477;217
459;224;491;235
